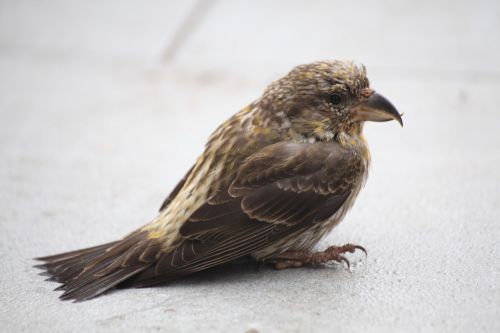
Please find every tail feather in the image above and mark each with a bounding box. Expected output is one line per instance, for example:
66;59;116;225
59;266;147;301
35;242;119;284
35;241;118;263
35;232;155;302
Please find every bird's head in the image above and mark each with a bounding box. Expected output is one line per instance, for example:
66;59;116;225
261;60;402;140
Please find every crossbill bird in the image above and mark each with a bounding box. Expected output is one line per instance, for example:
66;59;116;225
36;60;402;301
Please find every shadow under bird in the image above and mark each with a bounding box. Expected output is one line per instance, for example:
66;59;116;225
36;60;403;301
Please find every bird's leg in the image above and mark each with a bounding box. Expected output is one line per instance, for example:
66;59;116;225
268;243;366;270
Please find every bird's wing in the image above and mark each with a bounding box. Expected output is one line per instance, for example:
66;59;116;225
41;141;364;299
126;141;364;286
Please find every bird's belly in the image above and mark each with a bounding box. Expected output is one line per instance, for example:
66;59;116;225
251;185;362;260
251;146;369;261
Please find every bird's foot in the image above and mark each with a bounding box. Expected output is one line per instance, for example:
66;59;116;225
269;243;366;270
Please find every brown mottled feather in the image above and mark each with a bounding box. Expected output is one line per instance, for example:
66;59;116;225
36;140;364;299
159;165;195;212
121;142;363;288
35;60;375;301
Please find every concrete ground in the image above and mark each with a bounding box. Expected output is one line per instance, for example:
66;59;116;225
1;0;499;332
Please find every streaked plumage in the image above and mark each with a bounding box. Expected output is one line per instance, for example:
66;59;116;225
36;60;402;301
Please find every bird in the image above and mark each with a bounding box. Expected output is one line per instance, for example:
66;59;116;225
35;60;402;302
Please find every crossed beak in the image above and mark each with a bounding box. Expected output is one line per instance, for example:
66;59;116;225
353;92;403;126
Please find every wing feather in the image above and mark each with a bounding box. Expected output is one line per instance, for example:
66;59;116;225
124;141;364;287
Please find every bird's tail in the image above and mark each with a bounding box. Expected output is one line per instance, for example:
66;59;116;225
34;231;156;302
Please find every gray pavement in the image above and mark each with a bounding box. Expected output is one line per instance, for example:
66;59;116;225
0;0;499;332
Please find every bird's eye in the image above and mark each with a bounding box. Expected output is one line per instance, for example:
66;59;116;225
329;94;342;105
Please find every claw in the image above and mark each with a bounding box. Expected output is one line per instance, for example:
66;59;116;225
339;255;350;269
352;245;367;256
268;242;366;270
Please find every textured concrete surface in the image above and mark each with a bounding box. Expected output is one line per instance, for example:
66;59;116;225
1;0;499;332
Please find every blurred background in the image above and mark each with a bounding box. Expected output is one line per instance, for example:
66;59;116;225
0;1;499;332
